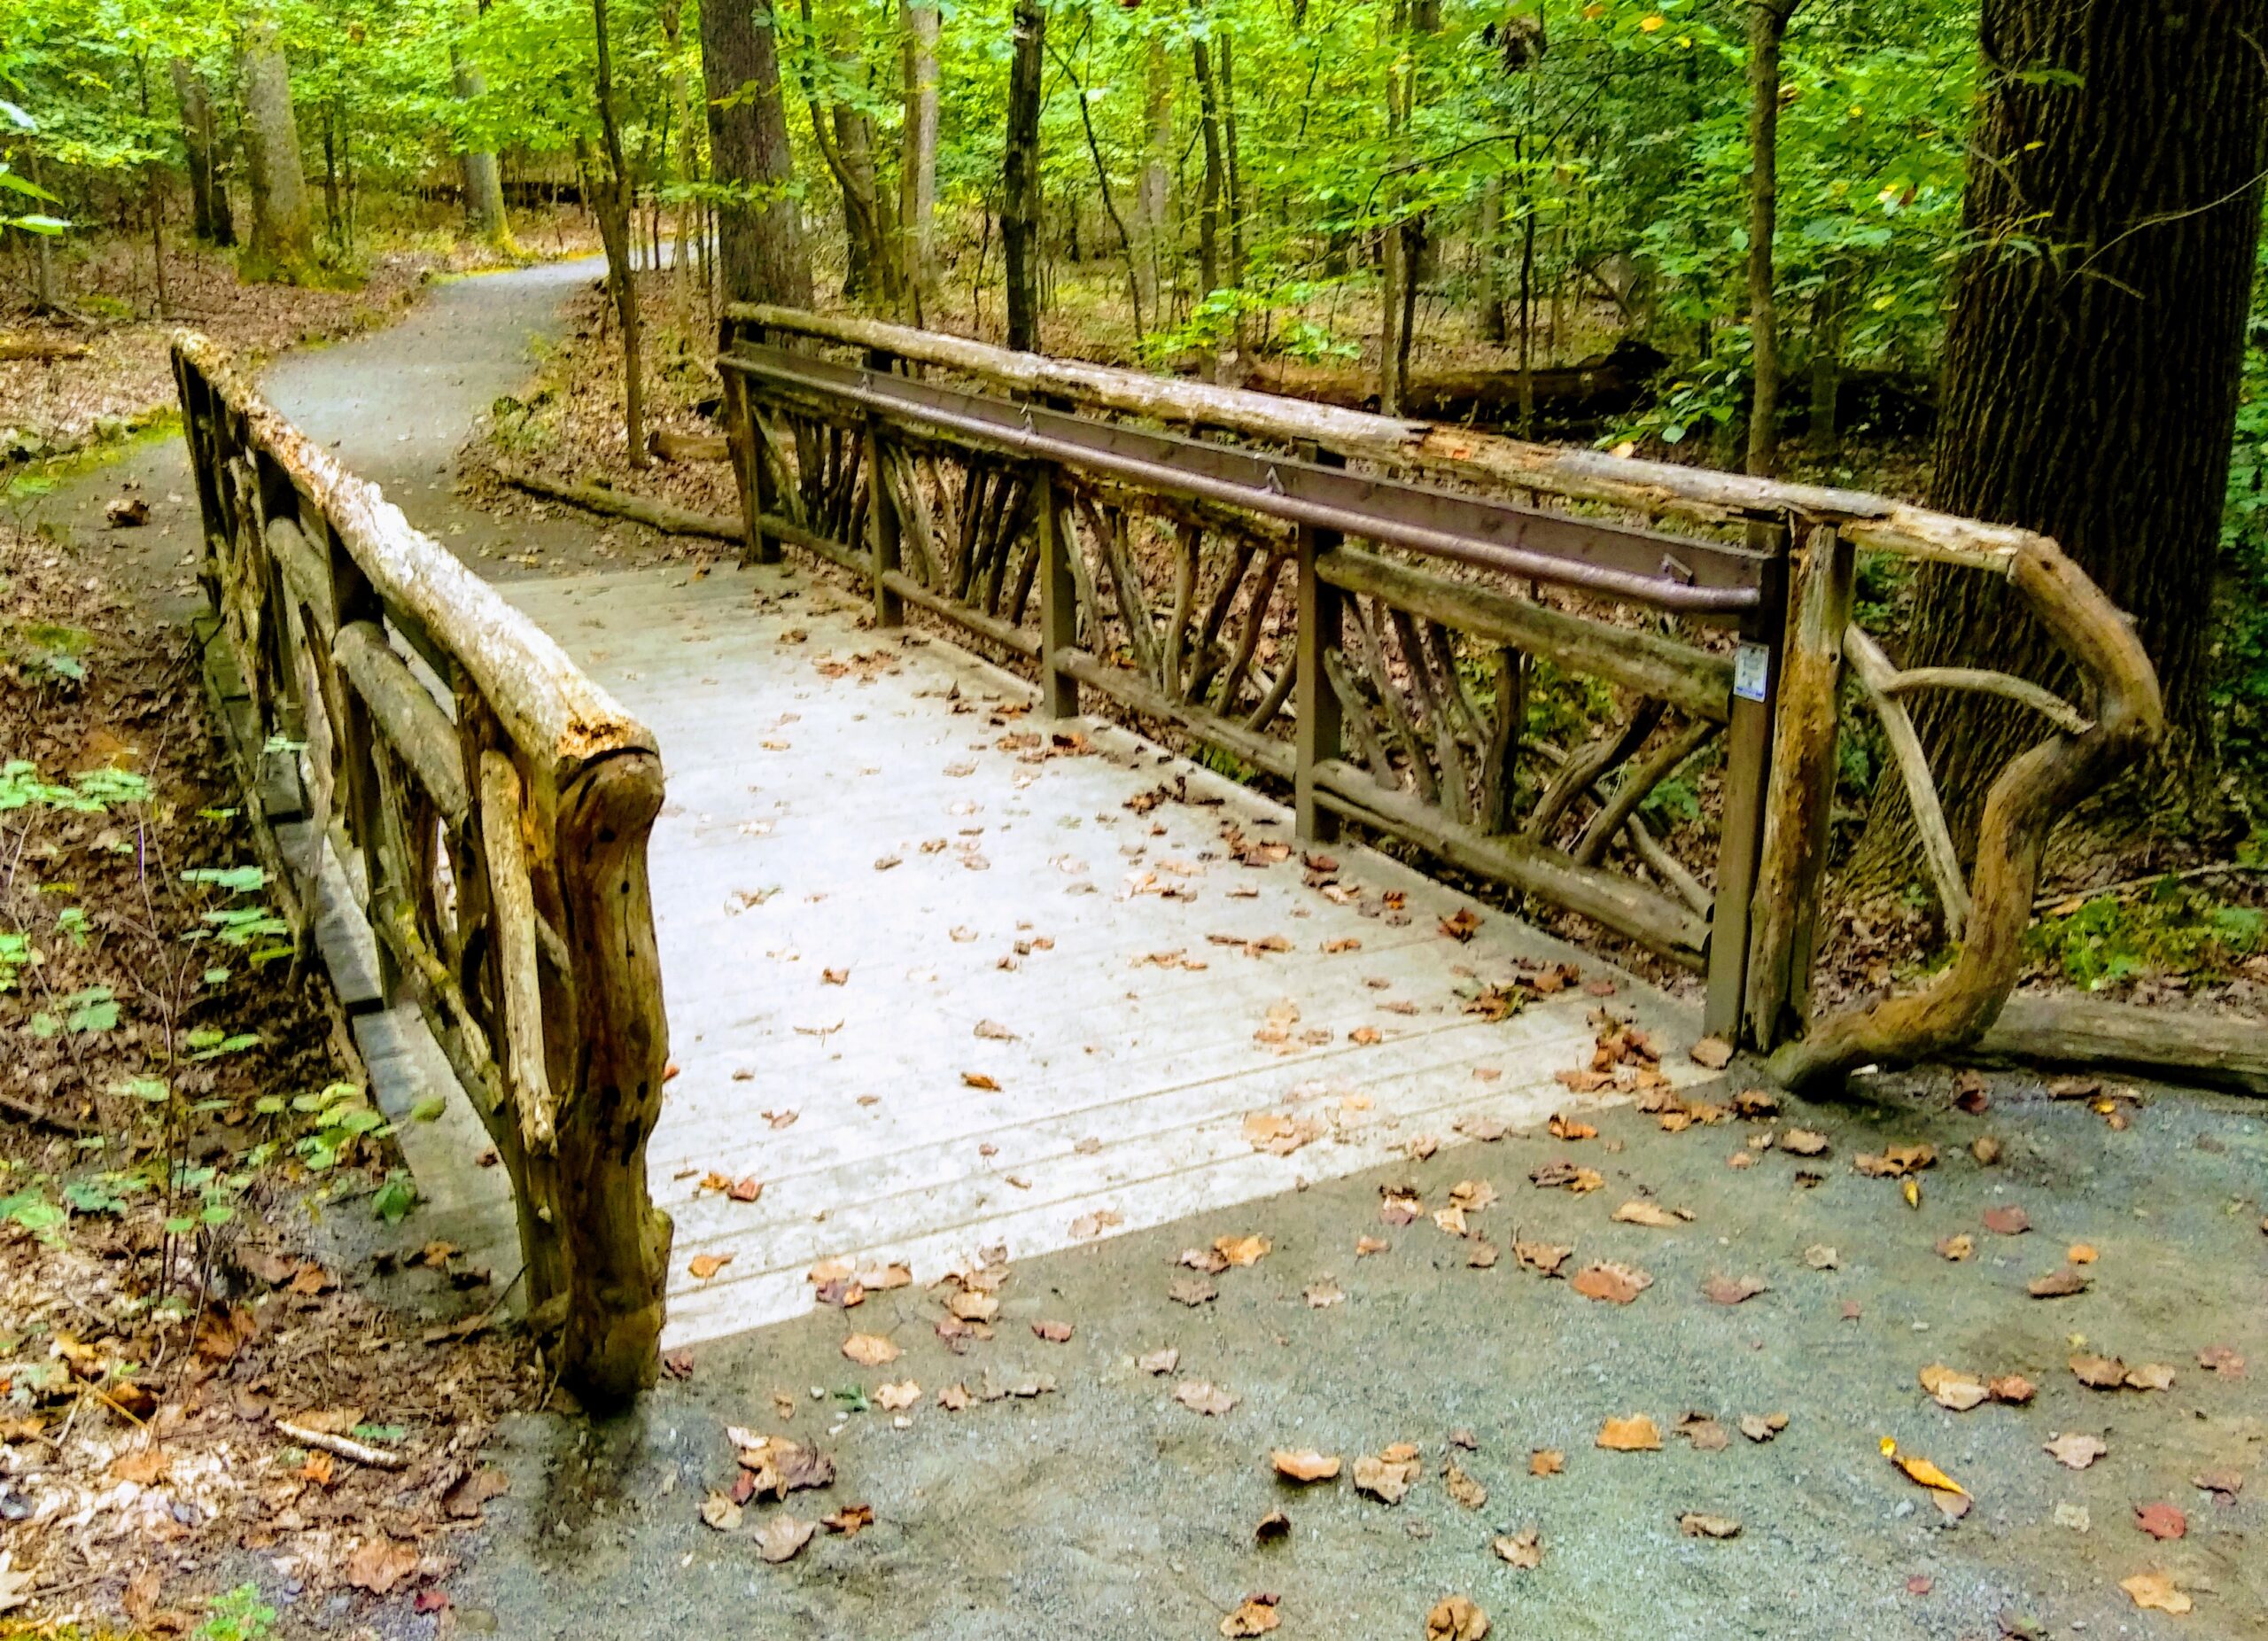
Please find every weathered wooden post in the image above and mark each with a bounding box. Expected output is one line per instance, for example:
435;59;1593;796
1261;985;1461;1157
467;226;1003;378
1743;524;1853;1049
866;416;903;629
1704;524;1787;1043
1037;463;1078;718
1293;513;1344;844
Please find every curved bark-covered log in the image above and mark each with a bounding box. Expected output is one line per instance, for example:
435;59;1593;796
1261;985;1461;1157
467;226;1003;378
1768;540;2163;1090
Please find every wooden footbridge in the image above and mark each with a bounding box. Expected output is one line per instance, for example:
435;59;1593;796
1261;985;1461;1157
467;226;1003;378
171;318;2155;1405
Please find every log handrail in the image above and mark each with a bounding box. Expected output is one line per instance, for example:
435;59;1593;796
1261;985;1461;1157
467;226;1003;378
171;332;672;1406
719;307;2163;1091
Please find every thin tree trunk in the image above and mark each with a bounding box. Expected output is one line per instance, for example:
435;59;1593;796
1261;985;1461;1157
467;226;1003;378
236;22;316;282
139;58;168;314
1138;35;1171;320
321;105;343;244
699;0;811;305
1517;191;1536;435
899;0;942;320
1744;0;1795;478
1475;176;1503;345
1191;36;1223;302
1219;30;1245;296
796;0;893;307
658;0;695;308
589;0;647;467
169;58;233;247
1004;0;1045;350
1852;0;2267;884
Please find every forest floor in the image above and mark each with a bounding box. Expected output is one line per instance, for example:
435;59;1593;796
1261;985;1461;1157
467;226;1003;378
4;254;2264;1640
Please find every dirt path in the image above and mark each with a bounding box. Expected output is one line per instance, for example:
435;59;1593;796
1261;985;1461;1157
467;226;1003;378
17;267;2267;1641
17;254;649;622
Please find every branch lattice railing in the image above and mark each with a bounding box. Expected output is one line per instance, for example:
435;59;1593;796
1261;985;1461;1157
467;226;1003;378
718;305;2161;1087
173;334;672;1406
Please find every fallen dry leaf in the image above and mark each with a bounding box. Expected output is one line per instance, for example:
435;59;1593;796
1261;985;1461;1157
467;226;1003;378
2028;1266;2090;1298
1882;1438;1967;1497
1220;1595;1281;1637
1548;1111;1596;1141
1529;1449;1565;1476
1739;1413;1788;1443
1443;1459;1487;1510
2044;1432;2108;1470
2124;1361;2177;1391
1254;1508;1291;1542
1271;1450;1342;1482
1689;1035;1734;1069
1780;1127;1830;1156
1139;1347;1180;1375
1611;1200;1688;1229
688;1252;734;1280
1679;1513;1741;1539
1175;1380;1238;1417
1596;1415;1661;1452
1571;1262;1652;1305
1355;1235;1391;1257
1988;1373;2036;1405
1354;1443;1424;1504
2198;1344;2245;1376
875;1381;920;1412
1529;1160;1605;1194
1492;1528;1542;1568
842;1334;899;1366
345;1536;419;1596
1982;1204;2031;1236
1031;1320;1074;1343
960;1072;1001;1091
1701;1273;1769;1306
2119;1571;2192;1615
1467;1240;1499;1269
822;1504;874;1536
1919;1363;1991;1412
756;1513;818;1563
1514;1241;1573;1278
2070;1354;2126;1388
2134;1501;2186;1541
701;1491;744;1532
1936;1234;1974;1262
1216;1233;1272;1267
1170;1275;1220;1306
1424;1594;1489;1641
1304;1280;1346;1308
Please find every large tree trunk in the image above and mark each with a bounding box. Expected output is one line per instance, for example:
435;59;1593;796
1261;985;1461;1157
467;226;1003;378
829;34;889;301
1138;35;1171;319
1852;0;2267;886
452;12;511;251
169;58;234;247
699;0;810;306
236;24;316;282
1003;0;1045;351
898;0;942;320
589;0;647;468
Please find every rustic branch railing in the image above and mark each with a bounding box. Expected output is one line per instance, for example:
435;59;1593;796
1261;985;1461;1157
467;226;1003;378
718;304;2161;1088
172;333;672;1406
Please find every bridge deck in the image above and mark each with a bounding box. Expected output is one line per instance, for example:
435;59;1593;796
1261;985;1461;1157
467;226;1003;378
464;561;1700;1349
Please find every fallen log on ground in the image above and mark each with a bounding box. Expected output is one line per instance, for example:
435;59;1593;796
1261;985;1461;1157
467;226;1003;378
493;461;740;541
0;334;90;362
1237;338;1668;420
1963;994;2268;1095
647;428;730;463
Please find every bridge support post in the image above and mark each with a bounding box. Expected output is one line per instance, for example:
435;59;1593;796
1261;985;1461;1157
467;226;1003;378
1705;525;1790;1045
1037;464;1079;718
1293;508;1344;844
866;417;904;628
1742;525;1854;1050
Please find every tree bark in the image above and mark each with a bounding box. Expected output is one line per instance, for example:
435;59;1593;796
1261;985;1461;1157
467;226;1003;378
1852;0;2268;882
588;0;648;468
1475;177;1503;345
1744;0;1796;478
452;9;511;250
700;0;812;307
1138;35;1171;319
1191;35;1224;306
898;0;942;319
1003;0;1045;350
169;58;234;247
236;23;316;282
827;12;889;303
138;58;167;314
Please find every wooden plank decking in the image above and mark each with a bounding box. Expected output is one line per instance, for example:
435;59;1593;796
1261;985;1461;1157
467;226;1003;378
458;560;1705;1349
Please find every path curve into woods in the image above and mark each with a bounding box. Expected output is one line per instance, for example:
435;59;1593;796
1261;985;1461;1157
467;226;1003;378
34;254;618;606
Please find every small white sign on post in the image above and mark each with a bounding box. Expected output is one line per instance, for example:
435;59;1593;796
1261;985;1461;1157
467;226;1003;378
1733;643;1771;704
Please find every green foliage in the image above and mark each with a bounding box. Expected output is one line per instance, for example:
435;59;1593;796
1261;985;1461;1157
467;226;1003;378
2216;283;2268;782
293;1081;392;1172
190;1583;277;1641
2027;878;2268;992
